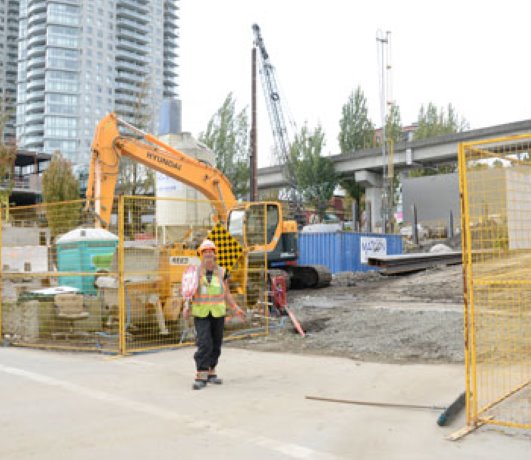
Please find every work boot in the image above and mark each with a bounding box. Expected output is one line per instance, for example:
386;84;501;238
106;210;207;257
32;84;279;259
193;371;208;390
208;368;223;385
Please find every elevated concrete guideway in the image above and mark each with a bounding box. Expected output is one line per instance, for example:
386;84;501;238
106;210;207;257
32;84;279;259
257;119;531;230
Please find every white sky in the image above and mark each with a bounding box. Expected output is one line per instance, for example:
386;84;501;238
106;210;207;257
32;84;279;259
179;0;531;166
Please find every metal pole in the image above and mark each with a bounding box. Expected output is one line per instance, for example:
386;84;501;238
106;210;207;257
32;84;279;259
0;205;3;340
412;204;418;245
118;195;126;355
449;210;454;239
377;31;388;233
250;47;258;202
305;396;445;411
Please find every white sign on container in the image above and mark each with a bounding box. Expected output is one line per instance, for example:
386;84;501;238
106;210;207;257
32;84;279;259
360;237;387;264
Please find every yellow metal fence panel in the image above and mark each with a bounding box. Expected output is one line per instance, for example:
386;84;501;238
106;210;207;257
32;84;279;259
1;196;270;355
0;199;120;353
459;135;531;430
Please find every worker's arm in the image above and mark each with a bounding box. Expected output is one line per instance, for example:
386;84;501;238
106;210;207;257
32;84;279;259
224;276;246;319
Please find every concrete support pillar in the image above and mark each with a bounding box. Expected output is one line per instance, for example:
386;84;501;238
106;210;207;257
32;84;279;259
355;170;384;233
365;186;383;232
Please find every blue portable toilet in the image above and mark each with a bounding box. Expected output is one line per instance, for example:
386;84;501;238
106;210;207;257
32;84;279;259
56;228;119;295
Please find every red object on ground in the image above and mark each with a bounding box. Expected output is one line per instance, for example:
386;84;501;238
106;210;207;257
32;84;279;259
272;274;305;337
272;275;287;309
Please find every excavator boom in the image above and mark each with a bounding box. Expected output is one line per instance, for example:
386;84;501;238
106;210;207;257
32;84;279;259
85;113;237;228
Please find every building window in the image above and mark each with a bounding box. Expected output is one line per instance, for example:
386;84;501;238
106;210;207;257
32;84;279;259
48;25;80;48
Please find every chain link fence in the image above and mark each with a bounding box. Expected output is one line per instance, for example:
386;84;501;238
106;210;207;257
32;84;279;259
1;196;270;354
459;135;531;430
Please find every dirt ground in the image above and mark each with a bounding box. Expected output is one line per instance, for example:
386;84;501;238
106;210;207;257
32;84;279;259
230;265;465;364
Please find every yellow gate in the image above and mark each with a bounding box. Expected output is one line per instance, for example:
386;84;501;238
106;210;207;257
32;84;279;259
459;135;531;430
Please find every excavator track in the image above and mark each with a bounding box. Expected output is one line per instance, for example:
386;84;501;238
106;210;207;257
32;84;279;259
286;265;332;289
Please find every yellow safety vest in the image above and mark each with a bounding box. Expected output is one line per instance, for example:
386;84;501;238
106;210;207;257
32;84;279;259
191;267;226;318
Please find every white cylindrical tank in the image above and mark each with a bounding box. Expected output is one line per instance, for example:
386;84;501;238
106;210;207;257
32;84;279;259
156;133;215;239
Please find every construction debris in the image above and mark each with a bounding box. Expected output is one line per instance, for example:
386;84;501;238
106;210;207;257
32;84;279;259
305;395;445;411
367;251;462;275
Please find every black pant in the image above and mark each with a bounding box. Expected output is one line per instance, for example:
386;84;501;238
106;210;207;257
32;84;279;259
194;314;225;372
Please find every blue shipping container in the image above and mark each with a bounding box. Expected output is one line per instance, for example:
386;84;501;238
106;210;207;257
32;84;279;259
297;232;403;273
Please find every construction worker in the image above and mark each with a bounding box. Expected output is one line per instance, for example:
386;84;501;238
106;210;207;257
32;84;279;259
183;239;245;390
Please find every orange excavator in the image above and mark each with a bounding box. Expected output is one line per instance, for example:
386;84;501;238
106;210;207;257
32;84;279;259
84;113;331;307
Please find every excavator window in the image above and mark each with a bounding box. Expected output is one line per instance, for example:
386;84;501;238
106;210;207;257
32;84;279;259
227;209;245;246
245;204;279;247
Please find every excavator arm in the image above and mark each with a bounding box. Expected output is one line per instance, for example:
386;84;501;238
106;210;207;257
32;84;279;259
85;113;237;228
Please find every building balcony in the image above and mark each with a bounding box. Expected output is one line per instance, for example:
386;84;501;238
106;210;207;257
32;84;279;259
115;48;150;65
164;6;179;20
116;60;148;75
164;27;178;39
26;67;45;81
116;81;143;93
163;67;178;78
118;0;149;10
116;10;149;25
25;101;45;113
116;4;149;23
26;55;46;70
117;28;149;45
114;103;135;116
115;38;149;54
164;47;178;58
25;123;45;136
116;71;145;85
164;39;178;50
27;22;46;39
24;113;45;125
26;79;45;92
116;17;149;32
26;45;46;59
27;11;47;27
164;79;179;88
27;34;46;48
23;135;44;148
163;89;178;99
115;92;139;104
25;91;45;103
27;0;47;16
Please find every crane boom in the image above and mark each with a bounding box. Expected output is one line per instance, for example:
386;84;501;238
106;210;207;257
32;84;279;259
85;113;237;228
252;24;292;173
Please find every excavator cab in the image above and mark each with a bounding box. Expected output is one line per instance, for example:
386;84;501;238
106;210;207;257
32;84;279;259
227;202;282;252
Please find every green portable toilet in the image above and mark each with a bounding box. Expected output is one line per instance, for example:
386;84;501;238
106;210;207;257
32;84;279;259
56;228;119;295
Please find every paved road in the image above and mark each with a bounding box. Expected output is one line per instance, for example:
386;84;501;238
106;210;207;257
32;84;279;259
0;347;528;459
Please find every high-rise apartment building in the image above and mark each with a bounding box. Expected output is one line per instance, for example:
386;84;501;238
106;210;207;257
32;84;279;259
0;0;20;143
16;0;179;165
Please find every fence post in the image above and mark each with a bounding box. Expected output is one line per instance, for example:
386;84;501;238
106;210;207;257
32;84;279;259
366;202;372;233
0;205;3;341
118;195;126;355
412;204;418;245
449;210;454;239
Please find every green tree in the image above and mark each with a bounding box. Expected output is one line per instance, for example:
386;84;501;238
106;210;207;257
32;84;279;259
340;178;363;226
290;124;337;219
199;93;249;199
338;86;375;152
385;103;403;144
409;163;457;177
414;103;468;140
42;152;81;237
